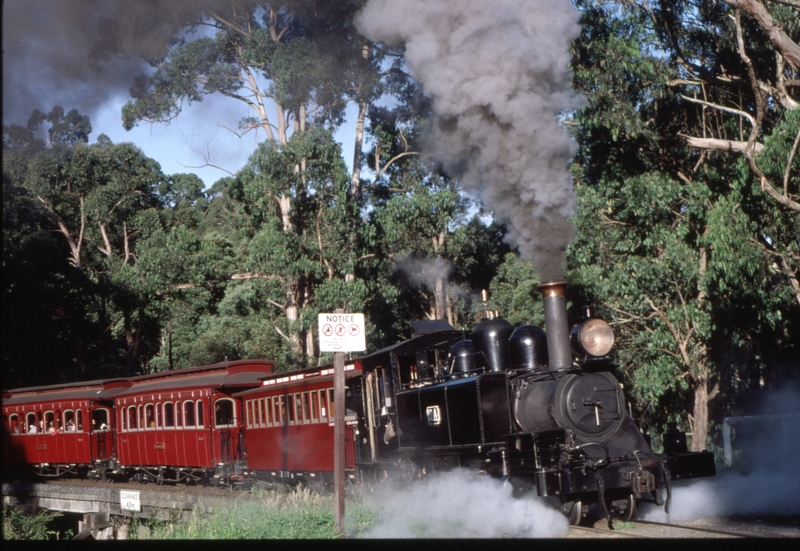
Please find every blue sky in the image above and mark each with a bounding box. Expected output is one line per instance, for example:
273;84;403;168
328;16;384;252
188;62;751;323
2;0;357;188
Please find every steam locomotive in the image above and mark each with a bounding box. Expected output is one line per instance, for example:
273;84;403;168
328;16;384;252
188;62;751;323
2;281;715;524
346;281;716;524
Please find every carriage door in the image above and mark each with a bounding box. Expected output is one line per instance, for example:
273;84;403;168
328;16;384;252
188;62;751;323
213;398;241;463
90;407;113;461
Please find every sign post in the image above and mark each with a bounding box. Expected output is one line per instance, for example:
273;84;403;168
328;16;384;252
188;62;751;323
318;311;365;536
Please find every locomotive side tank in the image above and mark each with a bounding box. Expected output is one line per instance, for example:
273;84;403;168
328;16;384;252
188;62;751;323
355;281;716;524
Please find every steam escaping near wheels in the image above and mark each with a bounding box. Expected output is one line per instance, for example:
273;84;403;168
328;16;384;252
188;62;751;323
359;469;570;538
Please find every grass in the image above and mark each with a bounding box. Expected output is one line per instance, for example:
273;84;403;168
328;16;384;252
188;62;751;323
135;485;378;539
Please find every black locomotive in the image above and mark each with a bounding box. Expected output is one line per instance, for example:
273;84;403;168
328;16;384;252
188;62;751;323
351;281;716;524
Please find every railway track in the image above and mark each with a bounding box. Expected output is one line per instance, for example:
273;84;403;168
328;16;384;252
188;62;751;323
569;518;763;538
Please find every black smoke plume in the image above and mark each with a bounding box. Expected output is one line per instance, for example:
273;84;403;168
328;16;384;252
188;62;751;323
355;0;584;281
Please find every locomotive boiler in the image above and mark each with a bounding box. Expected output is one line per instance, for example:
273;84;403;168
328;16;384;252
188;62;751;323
352;281;716;524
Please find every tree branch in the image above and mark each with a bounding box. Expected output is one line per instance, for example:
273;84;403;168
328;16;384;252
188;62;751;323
680;135;764;153
678;94;756;127
723;0;800;71
731;11;800;212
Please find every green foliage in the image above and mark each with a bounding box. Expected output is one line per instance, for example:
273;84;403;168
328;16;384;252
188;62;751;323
487;253;543;326
140;487;345;539
568;0;799;444
2;505;60;540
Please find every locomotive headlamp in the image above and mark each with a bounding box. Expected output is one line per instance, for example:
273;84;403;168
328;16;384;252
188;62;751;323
571;318;615;357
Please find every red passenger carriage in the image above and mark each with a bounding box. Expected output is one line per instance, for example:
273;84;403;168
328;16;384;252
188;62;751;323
2;379;120;477
110;360;274;484
234;362;362;487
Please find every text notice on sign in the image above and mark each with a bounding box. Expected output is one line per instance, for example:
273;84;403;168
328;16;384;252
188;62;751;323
318;313;365;352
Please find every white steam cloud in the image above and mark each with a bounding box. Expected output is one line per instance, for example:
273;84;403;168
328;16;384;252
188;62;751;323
644;386;800;522
399;256;454;290
360;469;569;538
355;0;584;281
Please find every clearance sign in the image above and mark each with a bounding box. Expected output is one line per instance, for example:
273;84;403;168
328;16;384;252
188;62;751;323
318;313;366;352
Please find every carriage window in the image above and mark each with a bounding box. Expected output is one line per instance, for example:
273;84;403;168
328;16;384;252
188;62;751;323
285;395;293;424
128;406;138;431
294;394;302;423
184;401;195;427
26;412;37;434
301;392;310;423
9;414;20;435
295;393;304;424
270;397;279;426
278;395;287;425
138;405;145;431
196;401;205;428
258;398;265;426
175;401;183;428
145;404;155;429
64;410;76;432
246;400;253;428
44;411;57;433
215;398;236;428
327;388;335;421
319;390;329;422
163;402;174;428
310;391;318;423
76;409;83;431
92;408;109;431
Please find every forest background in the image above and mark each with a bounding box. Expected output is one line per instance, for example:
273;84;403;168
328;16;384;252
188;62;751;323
3;0;798;453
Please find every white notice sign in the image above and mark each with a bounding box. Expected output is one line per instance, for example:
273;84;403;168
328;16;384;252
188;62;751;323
318;313;366;352
120;490;141;512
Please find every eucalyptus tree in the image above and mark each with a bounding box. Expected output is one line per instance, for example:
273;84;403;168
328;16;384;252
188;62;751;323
3;119;172;376
568;0;798;450
99;2;415;363
371;166;475;326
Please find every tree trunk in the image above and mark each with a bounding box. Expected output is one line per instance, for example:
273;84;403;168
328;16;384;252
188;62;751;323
691;375;709;451
434;273;447;320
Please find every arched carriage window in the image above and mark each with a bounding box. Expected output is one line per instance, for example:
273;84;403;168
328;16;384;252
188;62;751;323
26;412;38;434
63;410;76;432
196;401;204;428
127;406;137;431
44;411;56;433
184;401;195;427
163;402;174;428
92;408;109;431
214;398;236;428
9;414;20;434
145;404;155;429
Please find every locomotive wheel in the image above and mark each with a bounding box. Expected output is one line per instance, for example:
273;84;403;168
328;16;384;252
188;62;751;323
608;493;638;521
561;500;584;526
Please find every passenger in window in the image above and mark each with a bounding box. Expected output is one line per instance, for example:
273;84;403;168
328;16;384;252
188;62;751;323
66;420;75;432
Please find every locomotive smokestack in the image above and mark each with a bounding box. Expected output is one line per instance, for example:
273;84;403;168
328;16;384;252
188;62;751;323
537;281;571;370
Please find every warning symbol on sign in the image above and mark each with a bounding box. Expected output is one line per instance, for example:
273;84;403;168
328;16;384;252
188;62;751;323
318;313;365;352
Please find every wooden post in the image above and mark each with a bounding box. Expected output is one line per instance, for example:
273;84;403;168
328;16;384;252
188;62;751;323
333;310;346;536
